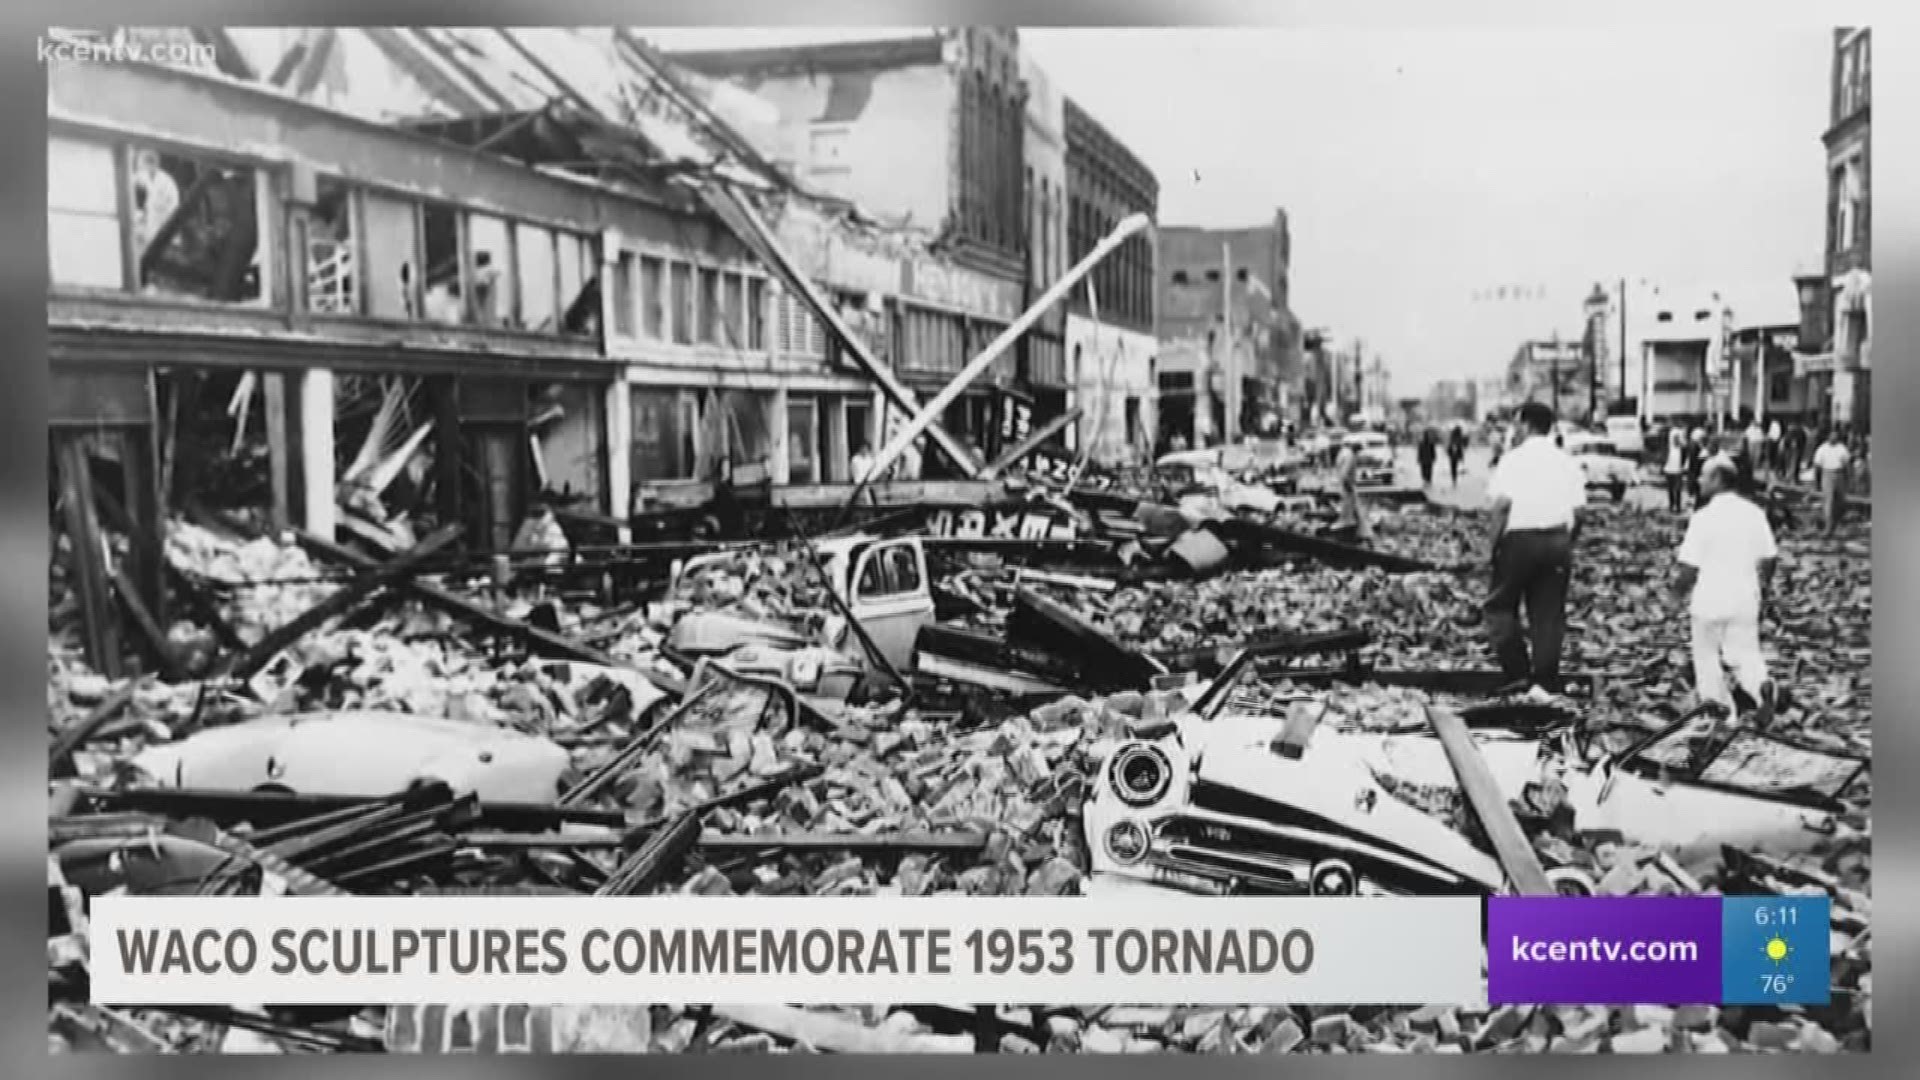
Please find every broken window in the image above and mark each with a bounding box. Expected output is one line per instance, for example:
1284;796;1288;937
555;232;594;336
530;382;605;507
515;223;557;331
630;387;691;482
787;396;818;484
721;390;774;472
47;136;124;290
420;204;462;324
746;277;767;350
670;264;694;346
360;192;419;320
466;214;515;328
132;146;263;303
611;253;635;338
307;177;357;314
639;256;665;339
697;268;722;345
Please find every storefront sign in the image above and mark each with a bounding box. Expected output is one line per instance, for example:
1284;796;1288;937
925;506;1078;542
903;256;1022;322
1794;353;1836;378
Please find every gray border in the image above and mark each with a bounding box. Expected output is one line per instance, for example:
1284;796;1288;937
4;3;1908;1076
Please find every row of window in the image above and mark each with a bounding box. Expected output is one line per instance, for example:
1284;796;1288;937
1829;153;1867;257
628;386;874;485
1067;186;1154;331
49;132;791;354
955;71;1027;262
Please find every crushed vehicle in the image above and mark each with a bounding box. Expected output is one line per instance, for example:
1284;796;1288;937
668;534;936;700
1564;433;1640;502
1080;660;1864;898
126;711;573;803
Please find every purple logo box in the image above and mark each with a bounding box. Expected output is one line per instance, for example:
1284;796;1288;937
1488;897;1722;1004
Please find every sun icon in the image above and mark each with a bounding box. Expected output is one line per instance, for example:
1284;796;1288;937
1764;936;1792;965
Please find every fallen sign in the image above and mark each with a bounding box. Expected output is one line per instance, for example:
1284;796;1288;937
925;505;1081;543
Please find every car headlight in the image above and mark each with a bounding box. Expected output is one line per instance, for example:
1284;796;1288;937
1108;743;1173;807
789;654;822;691
1104;820;1150;865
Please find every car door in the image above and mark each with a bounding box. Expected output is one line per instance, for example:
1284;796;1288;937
847;538;936;672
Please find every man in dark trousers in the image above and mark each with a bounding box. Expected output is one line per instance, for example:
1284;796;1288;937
1416;428;1439;487
1446;426;1469;486
1482;402;1587;699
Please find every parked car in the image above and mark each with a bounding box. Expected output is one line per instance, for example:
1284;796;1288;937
1562;433;1638;502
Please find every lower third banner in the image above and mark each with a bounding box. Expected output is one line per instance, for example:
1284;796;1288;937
88;895;1484;1006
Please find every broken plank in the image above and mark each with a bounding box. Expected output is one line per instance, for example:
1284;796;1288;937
216;522;465;680
711;1004;973;1054
88;786;628;833
697;831;987;855
1008;586;1164;693
1426;705;1554;896
596;811;701;896
111;567;185;681
56;436;122;678
1205;515;1440;573
49;682;142;778
293;529;683;695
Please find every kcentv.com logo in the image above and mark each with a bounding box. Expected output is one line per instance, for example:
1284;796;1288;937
37;29;218;68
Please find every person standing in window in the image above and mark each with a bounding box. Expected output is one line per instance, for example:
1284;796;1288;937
1482;402;1586;700
129;149;179;262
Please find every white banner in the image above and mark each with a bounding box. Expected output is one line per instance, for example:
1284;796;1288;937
89;896;1484;1006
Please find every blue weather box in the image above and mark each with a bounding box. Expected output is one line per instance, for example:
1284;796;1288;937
1720;895;1830;1006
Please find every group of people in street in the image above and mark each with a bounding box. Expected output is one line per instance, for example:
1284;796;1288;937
1658;418;1860;536
1415;427;1470;488
1482;401;1787;728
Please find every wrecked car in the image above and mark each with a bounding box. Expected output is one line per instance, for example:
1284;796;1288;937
126;711;572;803
1081;684;1863;899
669;534;937;693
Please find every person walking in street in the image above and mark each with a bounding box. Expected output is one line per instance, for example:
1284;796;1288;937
1662;432;1688;513
1334;438;1376;543
1482;402;1586;699
1674;458;1779;726
1743;417;1767;473
1447;426;1469;486
1417;428;1439;488
1685;427;1709;507
1765;417;1783;473
1813;430;1853;537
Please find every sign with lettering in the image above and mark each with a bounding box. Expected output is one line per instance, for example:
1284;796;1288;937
903;256;1022;322
925;506;1078;542
999;394;1035;445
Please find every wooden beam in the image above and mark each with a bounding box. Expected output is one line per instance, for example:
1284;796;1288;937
262;372;293;531
49;682;141;779
55;437;123;678
216;522;464;680
1425;705;1554;896
111;568;184;682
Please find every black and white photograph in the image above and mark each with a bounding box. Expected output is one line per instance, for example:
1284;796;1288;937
45;24;1870;1054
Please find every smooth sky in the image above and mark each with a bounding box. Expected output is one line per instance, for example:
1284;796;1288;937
645;27;1831;396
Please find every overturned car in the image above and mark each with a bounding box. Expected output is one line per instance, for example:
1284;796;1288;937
1080;674;1864;899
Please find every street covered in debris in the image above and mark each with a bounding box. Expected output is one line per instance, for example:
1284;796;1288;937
49;449;1871;1052
46;24;1873;1059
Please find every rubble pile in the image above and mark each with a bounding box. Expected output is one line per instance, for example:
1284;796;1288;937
47;491;1873;1055
663;545;840;639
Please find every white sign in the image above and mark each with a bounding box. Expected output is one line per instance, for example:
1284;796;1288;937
88;895;1485;1006
927;507;1077;541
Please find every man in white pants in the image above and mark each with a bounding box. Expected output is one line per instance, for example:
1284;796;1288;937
1673;459;1779;726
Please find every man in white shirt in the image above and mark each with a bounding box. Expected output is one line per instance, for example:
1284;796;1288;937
1812;431;1852;536
1661;433;1687;513
1482;403;1587;697
1675;459;1779;724
1765;418;1784;472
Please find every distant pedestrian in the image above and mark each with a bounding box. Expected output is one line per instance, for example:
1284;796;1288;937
1686;427;1709;506
1446;426;1468;485
1765;418;1783;472
1813;430;1852;536
1662;433;1688;513
1675;458;1779;724
1482;402;1586;698
1417;428;1439;487
1334;440;1376;543
1782;422;1808;479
